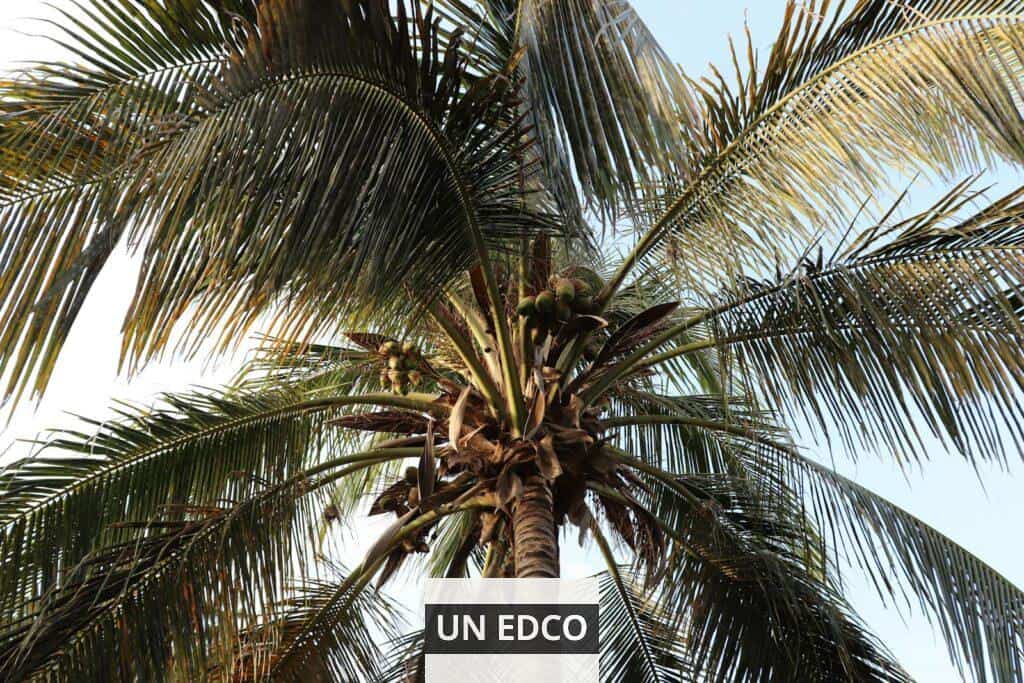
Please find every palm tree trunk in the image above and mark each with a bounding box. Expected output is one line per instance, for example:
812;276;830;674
512;474;559;577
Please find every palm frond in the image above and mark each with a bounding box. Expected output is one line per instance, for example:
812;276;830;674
269;492;493;677
223;565;403;682
0;0;554;408
376;630;425;683
436;0;698;217
511;0;696;215
426;509;485;578
0;0;250;185
630;1;1024;292
606;405;1024;683
592;520;692;683
0;386;427;623
606;391;762;476
672;183;1024;461
0;473;318;681
0;0;252;407
599;465;910;683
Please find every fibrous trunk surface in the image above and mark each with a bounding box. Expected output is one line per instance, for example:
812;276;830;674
512;474;559;578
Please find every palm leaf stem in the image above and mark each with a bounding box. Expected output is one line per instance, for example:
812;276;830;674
603;447;704;509
587;481;701;564
425;301;505;416
558;287;710;385
470;231;526;434
581;315;720;404
482;518;508;577
636;340;716;372
444;292;504;391
603;414;760;440
301;447;424;482
517;237;532;389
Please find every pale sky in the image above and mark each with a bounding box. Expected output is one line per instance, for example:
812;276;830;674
1;2;1022;681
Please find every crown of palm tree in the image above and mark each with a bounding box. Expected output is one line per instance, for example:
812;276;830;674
2;0;1024;680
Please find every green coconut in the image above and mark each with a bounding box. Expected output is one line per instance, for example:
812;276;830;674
555;278;575;304
535;290;556;315
516;296;537;317
555;300;572;322
573;295;595;314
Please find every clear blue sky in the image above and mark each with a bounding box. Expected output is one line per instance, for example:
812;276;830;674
0;3;1020;681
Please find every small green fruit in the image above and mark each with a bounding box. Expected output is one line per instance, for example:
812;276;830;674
401;341;416;356
408;370;422;386
573;295;594;314
517;296;537;317
555;278;575;304
572;279;592;297
388;356;403;370
555;301;572;322
535;290;556;315
382;340;401;356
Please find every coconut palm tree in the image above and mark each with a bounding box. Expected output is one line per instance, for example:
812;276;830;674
2;0;1024;680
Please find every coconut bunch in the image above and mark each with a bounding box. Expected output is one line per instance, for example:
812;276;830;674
333;375;655;582
517;275;597;346
377;341;423;394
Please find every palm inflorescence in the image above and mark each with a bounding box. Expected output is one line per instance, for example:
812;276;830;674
2;0;1024;681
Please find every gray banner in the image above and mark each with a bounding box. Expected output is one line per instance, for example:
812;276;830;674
424;604;600;655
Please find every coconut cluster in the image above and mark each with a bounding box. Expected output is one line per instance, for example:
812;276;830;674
378;340;422;394
517;276;595;345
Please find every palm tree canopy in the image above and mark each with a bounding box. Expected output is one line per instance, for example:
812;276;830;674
1;0;1024;681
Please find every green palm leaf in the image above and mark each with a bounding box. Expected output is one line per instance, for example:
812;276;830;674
667;184;1024;459
0;473;319;680
220;564;402;682
593;462;911;682
0;0;248;406
0;0;554;408
606;401;1024;683
593;531;692;682
614;0;1024;296
0;386;433;623
435;0;697;217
